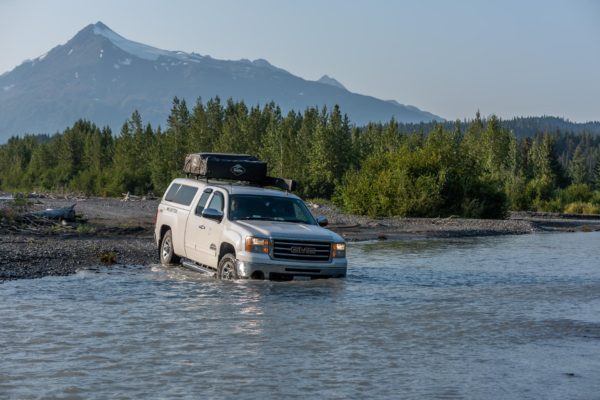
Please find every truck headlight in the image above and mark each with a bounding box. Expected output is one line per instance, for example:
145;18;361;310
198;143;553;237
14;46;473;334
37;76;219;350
332;242;346;258
245;237;270;254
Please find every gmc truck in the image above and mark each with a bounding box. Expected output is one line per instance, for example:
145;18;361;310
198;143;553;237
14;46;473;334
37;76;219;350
154;177;347;280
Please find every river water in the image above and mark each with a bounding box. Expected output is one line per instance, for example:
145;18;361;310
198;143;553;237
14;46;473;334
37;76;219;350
1;232;599;399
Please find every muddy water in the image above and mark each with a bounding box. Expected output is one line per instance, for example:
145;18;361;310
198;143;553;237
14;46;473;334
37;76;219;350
1;232;599;399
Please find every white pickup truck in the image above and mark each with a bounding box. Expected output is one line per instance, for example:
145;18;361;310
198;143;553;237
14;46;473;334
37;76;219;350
154;177;347;280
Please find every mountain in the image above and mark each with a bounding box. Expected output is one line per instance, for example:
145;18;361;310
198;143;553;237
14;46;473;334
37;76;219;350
0;22;443;141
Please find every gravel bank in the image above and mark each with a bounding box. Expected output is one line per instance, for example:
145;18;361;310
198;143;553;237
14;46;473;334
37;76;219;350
0;234;155;281
1;196;599;282
1;197;158;282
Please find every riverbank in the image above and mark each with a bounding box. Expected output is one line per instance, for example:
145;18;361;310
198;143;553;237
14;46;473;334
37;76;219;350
1;196;600;282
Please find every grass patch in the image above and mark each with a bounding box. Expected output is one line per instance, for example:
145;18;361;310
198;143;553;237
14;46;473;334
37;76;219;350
9;195;33;212
76;224;97;234
0;195;33;222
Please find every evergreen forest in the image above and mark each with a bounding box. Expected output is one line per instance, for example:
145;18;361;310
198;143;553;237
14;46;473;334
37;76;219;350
1;97;600;218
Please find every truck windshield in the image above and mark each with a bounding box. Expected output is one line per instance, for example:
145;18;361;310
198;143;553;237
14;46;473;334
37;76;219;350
229;194;316;224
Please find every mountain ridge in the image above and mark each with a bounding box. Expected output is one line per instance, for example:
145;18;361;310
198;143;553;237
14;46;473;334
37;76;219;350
0;21;443;142
318;75;346;90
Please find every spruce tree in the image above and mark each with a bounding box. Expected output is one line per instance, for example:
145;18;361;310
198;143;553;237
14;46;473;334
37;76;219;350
205;96;224;151
594;159;600;190
188;98;211;152
569;145;589;185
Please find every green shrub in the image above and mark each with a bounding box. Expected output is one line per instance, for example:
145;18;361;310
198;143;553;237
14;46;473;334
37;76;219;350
335;131;507;219
525;178;555;204
505;175;531;211
535;198;563;212
335;144;446;217
564;202;600;215
462;180;508;219
562;184;593;203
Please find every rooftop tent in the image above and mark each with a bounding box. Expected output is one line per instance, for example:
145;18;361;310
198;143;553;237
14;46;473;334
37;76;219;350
183;153;296;191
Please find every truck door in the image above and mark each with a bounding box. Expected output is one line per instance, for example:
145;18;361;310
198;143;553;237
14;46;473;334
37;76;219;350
196;190;227;268
184;188;212;263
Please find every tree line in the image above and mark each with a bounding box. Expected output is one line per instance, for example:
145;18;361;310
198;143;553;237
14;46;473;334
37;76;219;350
390;115;600;139
0;97;599;218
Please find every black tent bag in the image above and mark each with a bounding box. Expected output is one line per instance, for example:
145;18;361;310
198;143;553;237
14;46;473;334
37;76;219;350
183;153;267;182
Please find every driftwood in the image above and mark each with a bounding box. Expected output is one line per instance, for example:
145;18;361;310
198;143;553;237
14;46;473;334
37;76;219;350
1;205;78;235
27;204;76;222
122;192;157;201
122;192;141;201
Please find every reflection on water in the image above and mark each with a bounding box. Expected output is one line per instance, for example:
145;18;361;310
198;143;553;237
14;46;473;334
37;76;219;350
1;232;599;399
360;235;485;253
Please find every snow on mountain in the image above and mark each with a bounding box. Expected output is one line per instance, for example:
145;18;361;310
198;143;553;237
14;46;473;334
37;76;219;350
92;21;204;63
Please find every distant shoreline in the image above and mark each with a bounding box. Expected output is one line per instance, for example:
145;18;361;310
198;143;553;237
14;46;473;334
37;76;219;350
1;196;599;282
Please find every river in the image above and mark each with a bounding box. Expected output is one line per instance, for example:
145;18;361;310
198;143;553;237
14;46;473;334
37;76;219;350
1;232;599;399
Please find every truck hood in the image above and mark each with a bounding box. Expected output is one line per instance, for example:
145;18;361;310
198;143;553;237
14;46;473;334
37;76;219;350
233;220;343;242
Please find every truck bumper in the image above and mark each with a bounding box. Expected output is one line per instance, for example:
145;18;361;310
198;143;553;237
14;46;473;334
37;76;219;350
236;259;347;280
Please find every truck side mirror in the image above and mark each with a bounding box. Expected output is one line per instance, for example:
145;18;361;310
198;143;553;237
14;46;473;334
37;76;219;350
202;208;224;222
316;216;328;227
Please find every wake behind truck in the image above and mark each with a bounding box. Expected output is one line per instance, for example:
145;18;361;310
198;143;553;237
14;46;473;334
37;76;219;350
154;153;347;280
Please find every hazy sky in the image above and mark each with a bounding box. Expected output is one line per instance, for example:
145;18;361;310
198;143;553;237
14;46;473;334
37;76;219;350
1;0;598;121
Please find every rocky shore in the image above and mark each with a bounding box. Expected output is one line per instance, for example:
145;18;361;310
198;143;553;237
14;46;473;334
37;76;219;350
1;196;599;282
1;196;158;281
0;234;155;281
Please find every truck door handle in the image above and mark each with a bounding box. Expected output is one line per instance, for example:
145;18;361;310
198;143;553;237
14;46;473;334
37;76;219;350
199;225;205;229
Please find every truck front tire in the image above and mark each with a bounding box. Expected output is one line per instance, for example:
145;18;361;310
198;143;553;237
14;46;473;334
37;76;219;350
217;253;238;280
160;230;181;266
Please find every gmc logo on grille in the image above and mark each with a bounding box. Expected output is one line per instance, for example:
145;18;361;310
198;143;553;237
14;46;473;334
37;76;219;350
290;246;317;255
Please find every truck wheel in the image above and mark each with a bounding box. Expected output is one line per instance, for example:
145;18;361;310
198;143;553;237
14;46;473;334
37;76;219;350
160;230;180;266
217;253;238;280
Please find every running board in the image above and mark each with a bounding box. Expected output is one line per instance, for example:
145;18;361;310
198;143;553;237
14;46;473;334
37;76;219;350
181;259;216;277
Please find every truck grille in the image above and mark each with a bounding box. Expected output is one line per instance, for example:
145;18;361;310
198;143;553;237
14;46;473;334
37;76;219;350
272;239;331;262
